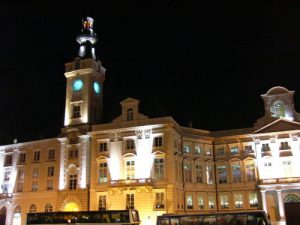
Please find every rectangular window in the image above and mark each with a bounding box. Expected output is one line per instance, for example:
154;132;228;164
186;194;193;209
198;194;204;209
47;179;53;190
126;140;135;150
208;195;215;209
154;136;163;147
48;166;54;177
4;155;12;166
69;149;78;159
184;162;192;183
19;153;26;164
48;149;55;160
206;165;214;184
72;105;81;118
217;165;227;184
249;192;258;207
220;193;229;209
155;193;165;209
195;144;201;155
245;145;254;153
217;147;225;155
98;195;107;210
230;146;239;154
183;144;191;153
69;174;77;190
231;163;241;183
245;163;256;182
280;142;290;150
32;168;39;178
126;160;135;179
126;194;134;209
99;163;108;183
234;193;243;208
17;182;23;192
18;169;24;181
195;163;203;183
154;158;165;180
32;181;38;191
99;142;108;152
261;143;270;152
33;151;40;162
4;171;10;181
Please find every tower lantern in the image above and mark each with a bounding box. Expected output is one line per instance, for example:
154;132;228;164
76;17;98;59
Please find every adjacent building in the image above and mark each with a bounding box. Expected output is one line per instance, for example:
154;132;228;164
0;17;299;225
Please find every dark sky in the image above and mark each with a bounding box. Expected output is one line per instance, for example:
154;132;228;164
0;2;300;144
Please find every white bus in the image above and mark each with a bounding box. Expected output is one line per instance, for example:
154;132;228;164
27;210;140;225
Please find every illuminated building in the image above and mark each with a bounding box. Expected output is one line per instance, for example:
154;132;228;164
0;17;298;225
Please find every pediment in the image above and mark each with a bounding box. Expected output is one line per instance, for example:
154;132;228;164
254;119;300;134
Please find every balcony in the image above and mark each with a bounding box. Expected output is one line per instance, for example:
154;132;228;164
109;178;153;187
0;193;12;203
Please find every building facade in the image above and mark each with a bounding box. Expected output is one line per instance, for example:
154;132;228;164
0;17;299;225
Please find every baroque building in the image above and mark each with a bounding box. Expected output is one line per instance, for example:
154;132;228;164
0;17;299;225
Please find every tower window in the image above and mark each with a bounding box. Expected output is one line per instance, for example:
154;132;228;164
72;105;81;118
127;108;134;121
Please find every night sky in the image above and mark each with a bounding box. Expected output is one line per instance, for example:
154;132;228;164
0;2;300;145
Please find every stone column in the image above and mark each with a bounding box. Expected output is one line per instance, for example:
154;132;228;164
260;190;267;213
276;190;285;222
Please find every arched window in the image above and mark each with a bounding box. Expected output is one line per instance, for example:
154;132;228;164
29;204;37;213
127;108;133;121
284;194;300;203
45;203;53;212
13;206;21;225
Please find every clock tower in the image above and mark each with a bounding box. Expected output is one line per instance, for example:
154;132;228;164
64;17;106;128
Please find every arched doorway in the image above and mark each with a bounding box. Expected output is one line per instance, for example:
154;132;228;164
0;207;6;225
284;194;300;225
64;202;80;212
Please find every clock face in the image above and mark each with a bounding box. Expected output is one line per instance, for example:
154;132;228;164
72;79;83;91
93;81;101;94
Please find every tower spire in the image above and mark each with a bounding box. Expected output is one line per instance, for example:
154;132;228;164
76;17;97;59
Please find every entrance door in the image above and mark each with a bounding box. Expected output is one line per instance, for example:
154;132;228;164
285;202;300;225
0;207;6;225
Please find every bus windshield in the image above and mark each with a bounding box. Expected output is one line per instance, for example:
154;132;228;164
157;210;271;225
27;210;140;225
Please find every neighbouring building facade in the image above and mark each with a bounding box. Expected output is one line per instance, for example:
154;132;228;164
0;17;299;225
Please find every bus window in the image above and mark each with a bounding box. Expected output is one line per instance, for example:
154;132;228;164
203;215;217;225
159;218;169;225
170;218;179;225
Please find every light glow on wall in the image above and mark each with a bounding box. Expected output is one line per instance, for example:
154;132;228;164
108;141;123;180
135;131;154;179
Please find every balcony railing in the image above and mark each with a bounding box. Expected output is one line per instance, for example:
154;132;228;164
260;177;300;184
109;178;153;187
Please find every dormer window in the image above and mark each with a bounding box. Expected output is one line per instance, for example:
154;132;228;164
127;108;134;121
272;100;285;118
